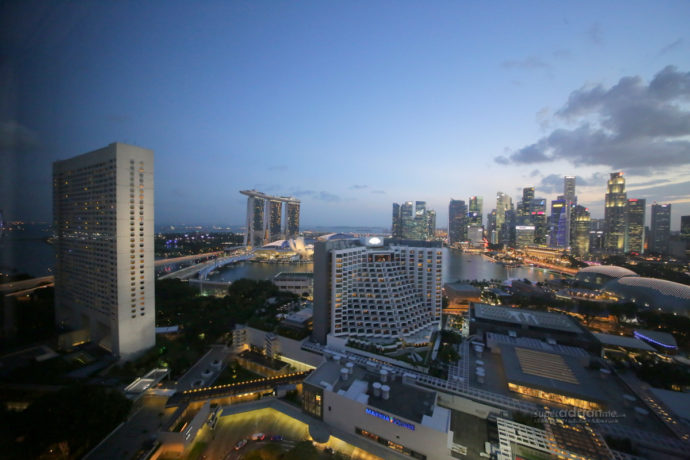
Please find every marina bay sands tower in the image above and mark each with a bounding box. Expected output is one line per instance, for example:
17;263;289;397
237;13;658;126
240;190;300;247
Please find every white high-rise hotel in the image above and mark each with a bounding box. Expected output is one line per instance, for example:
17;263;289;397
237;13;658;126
53;143;155;358
322;238;442;345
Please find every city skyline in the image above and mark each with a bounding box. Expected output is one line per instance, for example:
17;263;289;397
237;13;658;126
2;2;690;229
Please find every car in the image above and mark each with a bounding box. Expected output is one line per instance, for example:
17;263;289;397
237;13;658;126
251;432;266;441
270;435;283;442
234;439;248;450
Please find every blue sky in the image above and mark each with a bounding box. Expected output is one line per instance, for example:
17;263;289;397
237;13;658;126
1;1;689;229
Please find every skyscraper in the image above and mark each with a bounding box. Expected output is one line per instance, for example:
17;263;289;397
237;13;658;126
448;199;467;245
549;199;567;248
495;192;512;244
391;203;402;238
468;196;483;227
682;215;690;240
572;205;591;257
240;191;300;247
531;198;547;245
53;143;155;358
285;202;300;238
604;172;627;254
650;203;671;254
394;201;435;240
562;176;577;248
625;199;645;254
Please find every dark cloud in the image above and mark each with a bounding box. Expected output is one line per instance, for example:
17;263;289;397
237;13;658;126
658;38;683;57
588;23;603;46
349;184;368;190
537;173;607;194
502;56;550;70
629;178;671;188
496;66;690;172
529;169;541;177
0;121;40;153
629;180;690;202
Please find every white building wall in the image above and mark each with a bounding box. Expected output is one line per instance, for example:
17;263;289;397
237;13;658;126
322;388;454;460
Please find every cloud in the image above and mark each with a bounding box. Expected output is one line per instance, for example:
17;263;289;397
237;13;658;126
537;173;608;194
291;189;341;202
349;184;368;190
658;38;683;57
0;121;40;153
630;180;690;203
529;169;541;177
371;190;386;194
588;23;603;46
502;56;550;70
496;66;690;172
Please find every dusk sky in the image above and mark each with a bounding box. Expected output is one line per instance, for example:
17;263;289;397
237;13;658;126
2;1;689;229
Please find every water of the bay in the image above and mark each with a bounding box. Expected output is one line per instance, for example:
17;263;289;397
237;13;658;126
208;248;559;284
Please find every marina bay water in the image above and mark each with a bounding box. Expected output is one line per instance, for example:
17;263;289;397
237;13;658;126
208;248;558;284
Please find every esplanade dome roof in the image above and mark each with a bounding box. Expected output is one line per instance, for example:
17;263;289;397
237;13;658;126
577;265;638;279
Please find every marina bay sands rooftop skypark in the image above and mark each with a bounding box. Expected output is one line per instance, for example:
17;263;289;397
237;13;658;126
240;190;301;248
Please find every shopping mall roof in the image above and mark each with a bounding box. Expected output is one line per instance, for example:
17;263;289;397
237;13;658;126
593;333;655;352
500;345;604;404
634;329;678;349
473;304;582;334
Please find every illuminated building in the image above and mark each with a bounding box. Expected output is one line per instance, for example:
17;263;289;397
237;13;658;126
604;277;690;317
682;215;690;239
286;202;300;238
313;237;442;346
240;190;300;248
571;205;590;256
468;196;483;227
531;198;547;245
625;198;645;254
604;172;627;254
549;199;567;248
495;192;512;244
515;225;535;248
448;199;467;245
53;143;155;358
393;201;435;240
302;356;453;460
650;203;671;254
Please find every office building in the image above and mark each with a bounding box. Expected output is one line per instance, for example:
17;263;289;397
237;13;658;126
468;196;483;227
240;190;300;247
571;205;590;257
312;237;442;346
549;199;567;248
502;209;516;246
391;203;401;238
625;198;645;254
495;192;512;243
562;176;577;248
682;215;690;240
604;172;627;254
531;198;547;245
448;199;467;245
650;203;671;254
589;219;605;253
53;143;155;358
516;226;535;248
393;201;435;240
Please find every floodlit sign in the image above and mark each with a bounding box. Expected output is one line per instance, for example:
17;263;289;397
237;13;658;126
366;408;415;430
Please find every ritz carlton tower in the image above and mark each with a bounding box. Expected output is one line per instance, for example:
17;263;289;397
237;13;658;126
53;143;155;359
